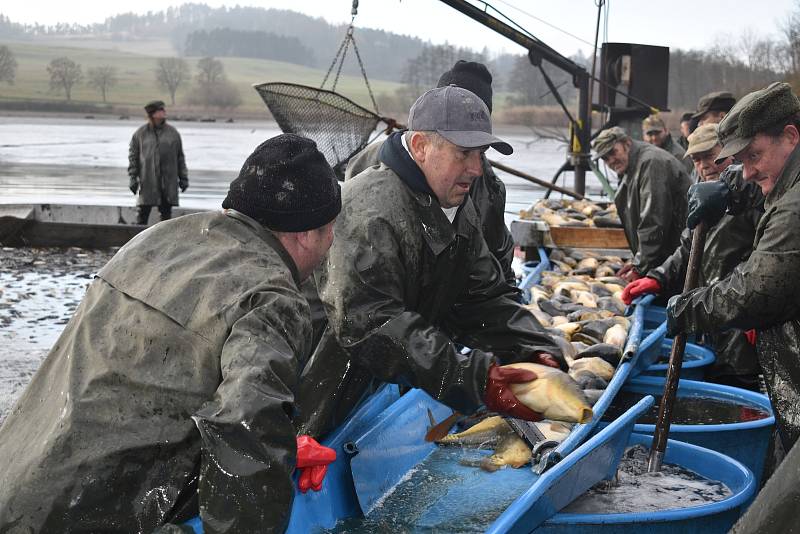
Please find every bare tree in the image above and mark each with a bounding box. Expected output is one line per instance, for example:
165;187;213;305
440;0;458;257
87;65;118;102
781;3;800;75
47;56;82;100
155;57;190;105
195;57;225;86
0;45;17;85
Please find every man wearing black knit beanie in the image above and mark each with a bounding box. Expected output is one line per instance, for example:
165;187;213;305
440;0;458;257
0;134;340;534
344;60;517;289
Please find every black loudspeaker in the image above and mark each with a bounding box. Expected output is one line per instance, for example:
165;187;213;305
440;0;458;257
599;42;670;111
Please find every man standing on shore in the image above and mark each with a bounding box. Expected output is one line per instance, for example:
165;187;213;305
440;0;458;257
128;100;189;225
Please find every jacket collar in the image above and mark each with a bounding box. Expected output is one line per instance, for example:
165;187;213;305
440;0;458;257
766;143;800;209
379;131;437;197
621;140;644;180
223;209;301;285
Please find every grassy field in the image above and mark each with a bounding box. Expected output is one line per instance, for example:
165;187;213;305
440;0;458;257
0;39;405;116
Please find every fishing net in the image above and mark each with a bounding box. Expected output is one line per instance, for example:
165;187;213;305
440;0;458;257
254;82;388;177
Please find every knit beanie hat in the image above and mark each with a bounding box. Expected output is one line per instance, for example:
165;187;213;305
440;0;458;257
222;134;341;232
437;60;494;113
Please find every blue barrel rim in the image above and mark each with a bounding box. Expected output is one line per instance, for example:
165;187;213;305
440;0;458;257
544;432;756;524
646;340;715;372
625;376;775;434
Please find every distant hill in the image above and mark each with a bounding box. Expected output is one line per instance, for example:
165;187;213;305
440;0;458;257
0;5;431;83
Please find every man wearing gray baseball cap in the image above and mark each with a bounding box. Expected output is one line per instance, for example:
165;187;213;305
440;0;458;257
294;85;563;441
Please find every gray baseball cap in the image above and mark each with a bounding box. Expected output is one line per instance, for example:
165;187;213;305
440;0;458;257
408;85;513;155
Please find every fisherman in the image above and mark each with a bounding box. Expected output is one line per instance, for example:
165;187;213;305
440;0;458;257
295;86;563;443
666;82;800;458
0;134;341;533
345;60;517;288
678;111;693;150
641;114;693;174
620;124;764;390
128;100;189;225
592;126;693;283
692;90;737;128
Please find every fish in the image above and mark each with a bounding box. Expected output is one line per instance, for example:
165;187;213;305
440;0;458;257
480;434;532;471
597;296;626;314
575;342;623;366
553;321;581;338
573;290;598;308
583;389;605;406
504;362;594;423
437;415;513;447
604;324;628;349
570;357;616;381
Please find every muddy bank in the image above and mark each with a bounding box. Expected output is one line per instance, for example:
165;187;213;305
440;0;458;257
0;246;115;424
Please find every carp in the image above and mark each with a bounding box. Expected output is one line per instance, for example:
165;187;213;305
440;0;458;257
570;357;615;382
480;434;532;471
575;342;623;367
437;415;513;447
504;362;593;423
604;324;628;349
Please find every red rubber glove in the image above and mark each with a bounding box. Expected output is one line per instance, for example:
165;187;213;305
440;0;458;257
620;277;662;305
296;435;336;493
483;364;543;421
744;329;757;346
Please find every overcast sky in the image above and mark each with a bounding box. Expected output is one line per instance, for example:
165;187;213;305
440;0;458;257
3;0;795;58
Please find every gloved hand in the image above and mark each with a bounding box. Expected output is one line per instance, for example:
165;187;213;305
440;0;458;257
666;294;681;337
483;363;543;421
687;181;730;230
179;178;189;193
744;329;757;346
621;277;662;305
296;435;336;493
129;176;139;195
617;262;641;283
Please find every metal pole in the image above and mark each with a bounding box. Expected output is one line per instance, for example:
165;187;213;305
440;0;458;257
573;70;591;197
488;159;584;199
647;221;707;472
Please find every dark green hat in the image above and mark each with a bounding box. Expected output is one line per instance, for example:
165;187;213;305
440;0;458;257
592;126;628;160
144;100;166;115
716;82;800;163
692;91;736;120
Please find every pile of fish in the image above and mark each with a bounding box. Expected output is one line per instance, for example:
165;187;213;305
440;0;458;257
434;248;631;472
519;198;623;228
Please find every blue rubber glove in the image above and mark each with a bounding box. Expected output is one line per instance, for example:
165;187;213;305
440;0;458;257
686;181;729;230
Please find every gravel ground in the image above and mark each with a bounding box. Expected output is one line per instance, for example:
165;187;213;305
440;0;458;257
0;246;115;425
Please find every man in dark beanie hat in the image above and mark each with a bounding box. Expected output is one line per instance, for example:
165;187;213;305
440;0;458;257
667;83;800;497
0;134;340;533
128;99;188;225
295;84;563;448
344;59;517;289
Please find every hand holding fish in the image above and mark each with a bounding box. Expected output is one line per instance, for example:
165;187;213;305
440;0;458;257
483;363;543;421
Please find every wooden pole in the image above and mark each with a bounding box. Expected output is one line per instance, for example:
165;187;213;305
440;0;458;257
647;221;707;472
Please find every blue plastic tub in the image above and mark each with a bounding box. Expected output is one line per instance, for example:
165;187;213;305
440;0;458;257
644;306;666;331
536;432;756;533
641;339;716;380
518;247;550;292
602;375;774;485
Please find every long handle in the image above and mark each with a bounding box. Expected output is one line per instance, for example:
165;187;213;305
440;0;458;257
488;159;585;200
647;221;707;472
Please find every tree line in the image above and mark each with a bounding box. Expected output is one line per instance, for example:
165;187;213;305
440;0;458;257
0;45;241;109
183;28;316;67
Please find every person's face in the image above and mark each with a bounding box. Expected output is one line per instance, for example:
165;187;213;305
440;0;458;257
601;140;631;175
643;128;668;147
691;144;730;182
152;108;166;122
736;126;800;195
680;121;692;138
698;110;726;126
297;220;336;281
412;133;485;208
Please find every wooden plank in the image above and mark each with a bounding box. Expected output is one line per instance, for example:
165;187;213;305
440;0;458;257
548;226;630;249
9;221;147;248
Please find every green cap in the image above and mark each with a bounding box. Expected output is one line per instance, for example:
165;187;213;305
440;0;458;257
592;126;628;160
685;123;719;157
642;115;666;134
716;82;800;163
